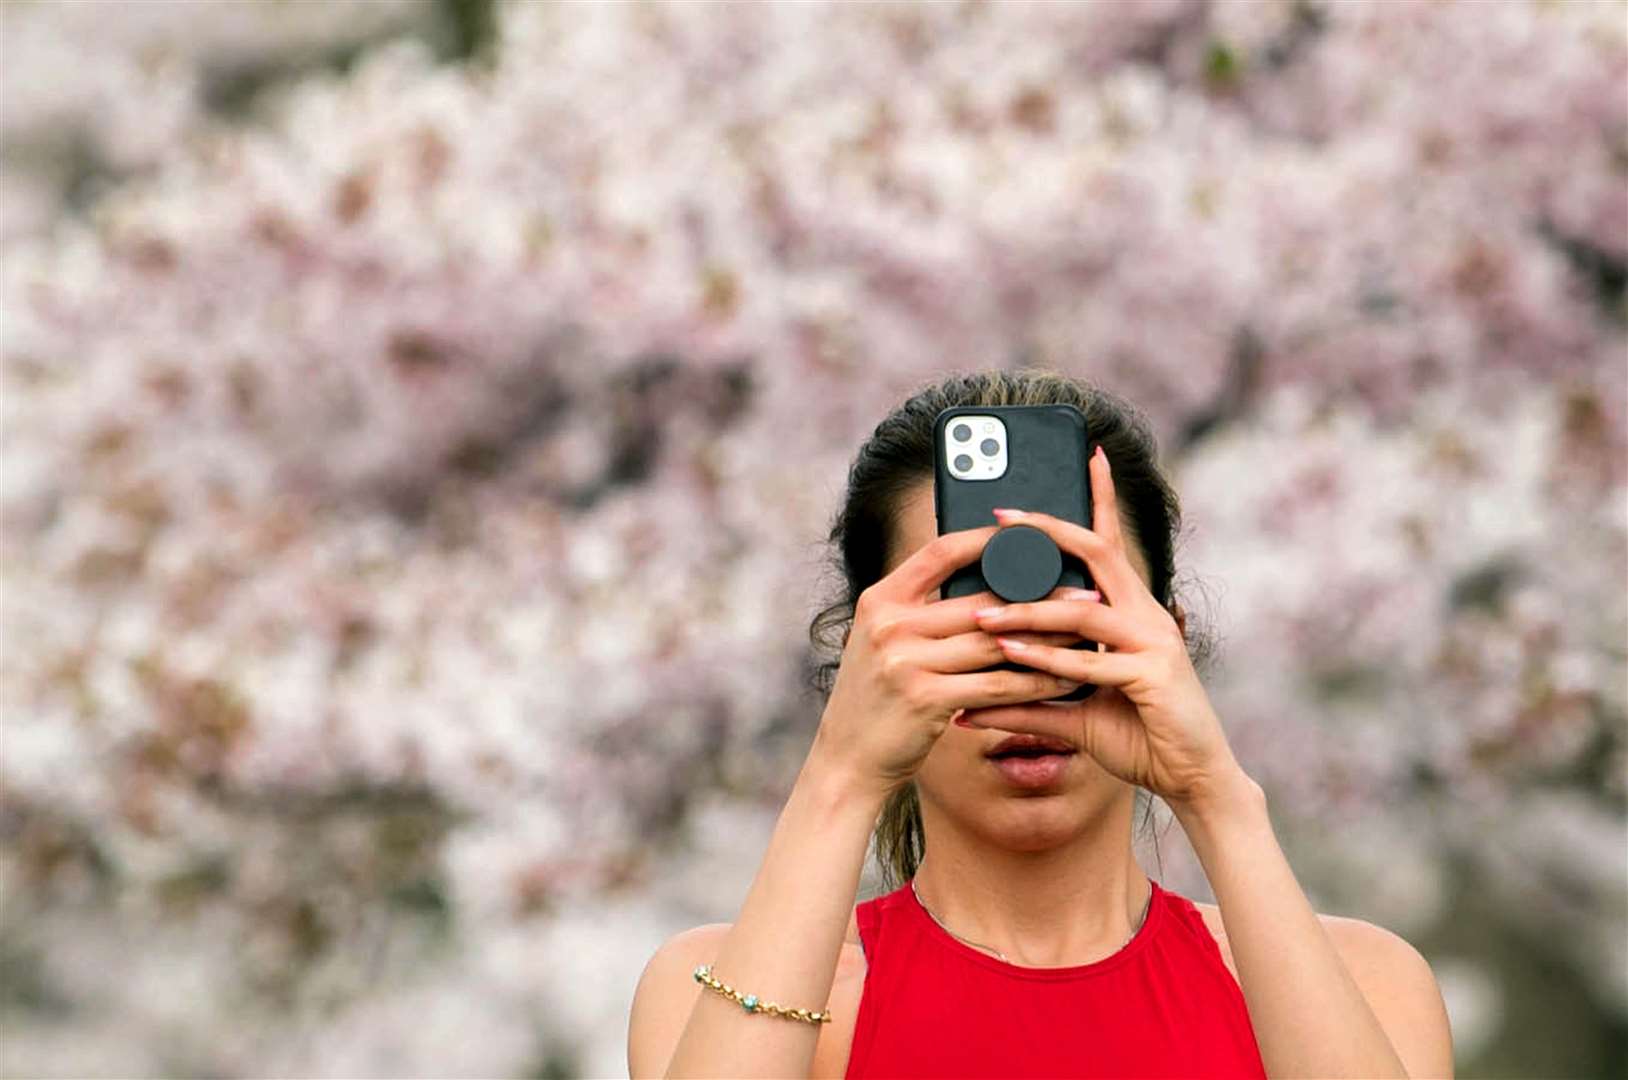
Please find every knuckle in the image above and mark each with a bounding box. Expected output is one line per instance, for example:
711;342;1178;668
992;671;1039;699
1158;618;1186;650
870;615;905;645
899;675;935;711
854;586;882;620
971;672;1008;700
879;650;912;684
1031;671;1063;694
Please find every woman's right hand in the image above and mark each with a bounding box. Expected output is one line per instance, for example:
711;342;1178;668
810;524;1085;802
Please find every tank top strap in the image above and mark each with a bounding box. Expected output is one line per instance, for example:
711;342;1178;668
1163;888;1216;944
1158;887;1257;1015
854;889;885;963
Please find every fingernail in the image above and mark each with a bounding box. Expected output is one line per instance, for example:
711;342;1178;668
996;636;1027;651
1061;588;1100;601
991;507;1026;521
1057;680;1082;690
975;605;1006;619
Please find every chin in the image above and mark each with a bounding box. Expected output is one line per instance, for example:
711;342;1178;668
975;812;1085;852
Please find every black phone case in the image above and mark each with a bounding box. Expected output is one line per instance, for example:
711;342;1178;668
933;403;1099;702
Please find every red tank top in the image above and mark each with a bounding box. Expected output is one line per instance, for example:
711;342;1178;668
844;877;1267;1079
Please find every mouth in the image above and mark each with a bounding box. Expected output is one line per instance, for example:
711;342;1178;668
984;733;1078;759
985;737;1076;789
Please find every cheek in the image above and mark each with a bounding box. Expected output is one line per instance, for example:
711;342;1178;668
919;728;983;780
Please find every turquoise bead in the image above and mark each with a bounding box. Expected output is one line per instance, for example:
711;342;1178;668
741;994;758;1011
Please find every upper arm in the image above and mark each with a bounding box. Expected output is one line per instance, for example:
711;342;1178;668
1327;917;1455;1079
628;923;730;1079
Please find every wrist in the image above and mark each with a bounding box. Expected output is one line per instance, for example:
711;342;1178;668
800;741;893;822
1168;763;1266;835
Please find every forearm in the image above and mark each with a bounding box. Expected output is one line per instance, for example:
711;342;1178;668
1171;772;1409;1079
665;748;886;1080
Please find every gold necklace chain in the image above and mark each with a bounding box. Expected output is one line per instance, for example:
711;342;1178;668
910;866;1152;966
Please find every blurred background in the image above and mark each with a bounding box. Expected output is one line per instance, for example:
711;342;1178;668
1;1;1624;1077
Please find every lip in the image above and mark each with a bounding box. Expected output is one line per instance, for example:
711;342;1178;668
984;733;1078;757
988;752;1074;788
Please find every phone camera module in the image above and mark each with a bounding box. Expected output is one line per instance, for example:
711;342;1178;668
942;413;1006;480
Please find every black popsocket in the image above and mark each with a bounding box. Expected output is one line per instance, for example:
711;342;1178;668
979;524;1063;603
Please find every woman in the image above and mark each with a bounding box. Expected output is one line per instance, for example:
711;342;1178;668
629;371;1454;1078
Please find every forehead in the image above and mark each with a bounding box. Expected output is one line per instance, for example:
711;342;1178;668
884;477;1153;587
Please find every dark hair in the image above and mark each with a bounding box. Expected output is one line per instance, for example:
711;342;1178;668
807;369;1215;892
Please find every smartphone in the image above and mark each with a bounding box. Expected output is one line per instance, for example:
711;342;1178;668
933;403;1099;702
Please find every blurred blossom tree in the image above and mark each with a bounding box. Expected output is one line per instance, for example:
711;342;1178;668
2;1;1624;1076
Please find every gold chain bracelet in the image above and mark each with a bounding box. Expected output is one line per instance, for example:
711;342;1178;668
692;963;833;1025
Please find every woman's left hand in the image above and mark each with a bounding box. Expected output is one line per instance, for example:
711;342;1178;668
959;444;1249;811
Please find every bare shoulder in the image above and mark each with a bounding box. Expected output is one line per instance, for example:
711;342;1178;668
819;910;870;1078
1188;899;1367;973
628;922;731;1078
627;916;868;1080
1190;897;1435;967
1188;901;1453;1078
1317;914;1455;1078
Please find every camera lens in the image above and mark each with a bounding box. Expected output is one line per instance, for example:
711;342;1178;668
980;438;1000;456
952;423;972;442
954;454;974;472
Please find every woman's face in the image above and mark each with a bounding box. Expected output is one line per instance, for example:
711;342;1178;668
881;477;1162;849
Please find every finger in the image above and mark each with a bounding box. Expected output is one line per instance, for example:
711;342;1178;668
904;630;1010;674
956;702;1083;741
905;629;1088;680
900;618;1087;656
904;582;1099;640
1090;444;1127;551
973;596;1142;650
876;524;1002;606
989;636;1143;687
999;628;1091;648
990;509;1152;613
897;634;1086;693
932;667;1083;711
896;588;1006;638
